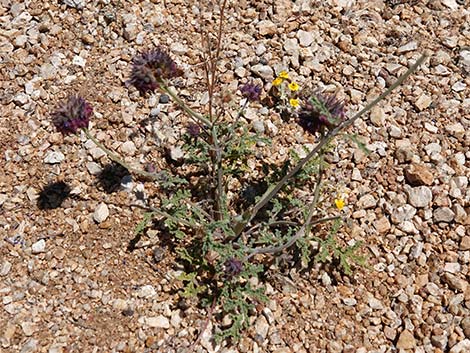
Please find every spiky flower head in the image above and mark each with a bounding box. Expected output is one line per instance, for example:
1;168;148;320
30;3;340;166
224;257;244;278
240;82;262;102
129;48;182;94
297;91;345;134
187;122;201;137
145;163;157;174
52;95;93;135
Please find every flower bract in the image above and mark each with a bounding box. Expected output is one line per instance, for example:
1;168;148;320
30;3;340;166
187;122;201;137
224;257;243;278
52;95;93;135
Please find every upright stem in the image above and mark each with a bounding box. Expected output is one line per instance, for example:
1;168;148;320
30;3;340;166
209;0;226;122
211;124;225;220
196;0;228;218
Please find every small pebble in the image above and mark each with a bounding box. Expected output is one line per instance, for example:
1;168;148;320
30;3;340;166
0;261;12;276
145;316;170;329
93;203;109;223
343;298;357;306
159;94;170;103
415;94;432;111
137;285;157;298
397;41;418;53
120;141;136;155
86;162;102;175
251;64;274;80
72;55;86;67
396;330;416;350
433;207;455;223
252;120;265;134
406;186;432;208
44;151;65;164
20;338;38;353
31;239;46;254
82;34;95;45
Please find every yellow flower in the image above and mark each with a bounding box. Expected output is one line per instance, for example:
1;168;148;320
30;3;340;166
288;82;299;91
289;98;299;108
279;71;289;79
272;77;283;86
335;198;345;211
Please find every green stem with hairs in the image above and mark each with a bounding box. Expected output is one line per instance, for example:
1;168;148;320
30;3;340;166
160;84;211;127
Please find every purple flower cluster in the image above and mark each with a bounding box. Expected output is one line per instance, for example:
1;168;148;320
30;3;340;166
297;92;345;134
129;48;182;94
52;95;93;135
240;82;262;102
186;122;201;137
224;257;244;278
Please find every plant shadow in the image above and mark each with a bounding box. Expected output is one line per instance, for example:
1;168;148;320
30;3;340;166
37;181;72;210
96;162;130;193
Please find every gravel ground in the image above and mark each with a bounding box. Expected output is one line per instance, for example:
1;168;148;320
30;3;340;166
1;0;470;352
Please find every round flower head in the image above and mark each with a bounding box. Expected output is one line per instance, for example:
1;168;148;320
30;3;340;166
240;82;262;102
289;98;300;108
335;198;345;210
272;77;283;86
297;91;345;134
288;82;299;92
224;257;243;278
52;95;93;135
187;122;201;137
129;48;182;94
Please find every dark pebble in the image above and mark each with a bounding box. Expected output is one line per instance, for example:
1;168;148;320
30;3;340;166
159;94;169;104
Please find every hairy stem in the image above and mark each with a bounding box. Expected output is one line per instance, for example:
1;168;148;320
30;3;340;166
208;124;226;221
160;84;211;127
197;0;228;220
245;157;325;259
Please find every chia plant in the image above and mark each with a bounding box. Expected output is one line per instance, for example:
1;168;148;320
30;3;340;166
49;0;427;343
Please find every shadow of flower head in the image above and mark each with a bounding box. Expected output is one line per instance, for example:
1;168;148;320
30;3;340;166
38;181;71;210
96;162;130;193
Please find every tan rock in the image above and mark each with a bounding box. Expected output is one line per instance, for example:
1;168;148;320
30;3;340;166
370;106;385;126
257;20;277;36
374;216;391;234
405;164;434;186
415;94;432;111
397;330;416;350
443;273;468;292
460;236;470;251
